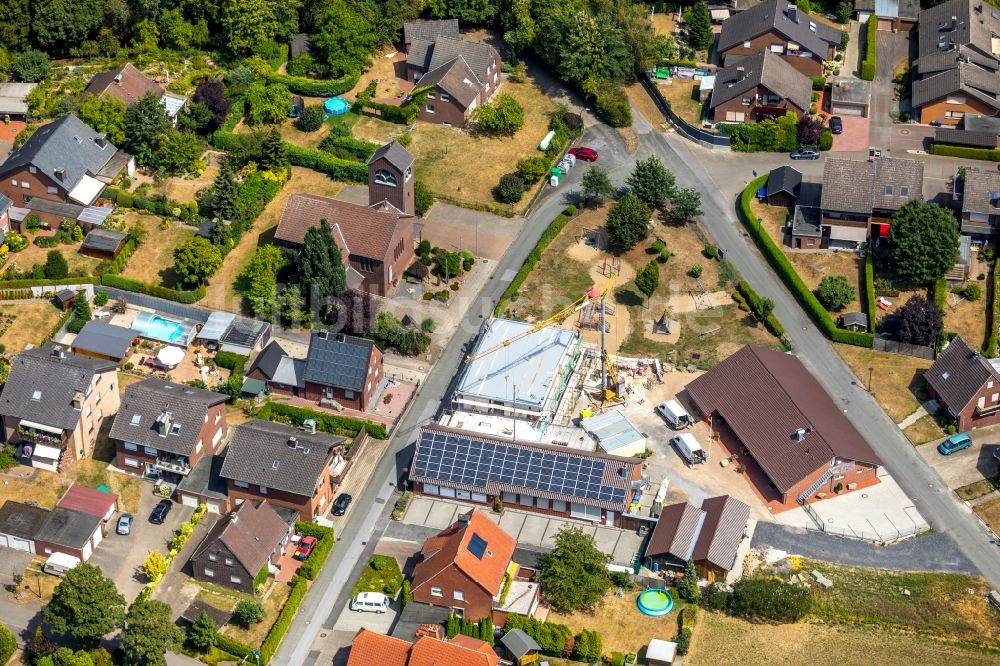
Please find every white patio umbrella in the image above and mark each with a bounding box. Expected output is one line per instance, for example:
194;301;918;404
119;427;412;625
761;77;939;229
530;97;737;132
156;346;185;368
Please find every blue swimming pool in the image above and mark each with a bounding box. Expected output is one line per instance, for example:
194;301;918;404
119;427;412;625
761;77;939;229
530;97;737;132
132;312;187;344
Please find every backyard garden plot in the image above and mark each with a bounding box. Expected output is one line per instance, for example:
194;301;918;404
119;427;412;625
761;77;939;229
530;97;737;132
649;78;703;126
5;239;102;277
198;580;294;648
150;162;220;203
835;344;933;423
0;300;65;353
120;215;195;287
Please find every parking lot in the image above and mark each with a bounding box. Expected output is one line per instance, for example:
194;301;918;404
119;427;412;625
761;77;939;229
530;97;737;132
917;428;1000;491
88;485;193;600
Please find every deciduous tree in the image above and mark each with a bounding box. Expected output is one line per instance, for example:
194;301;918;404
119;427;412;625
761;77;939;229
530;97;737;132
31;0;102;52
0;0;30;51
472;93;524;136
155;128;205;175
192;79;231;131
42;564;126;648
627;157;676;209
246;82;291;125
234;600;265;628
817;275;855;310
314;1;377;77
889;201;960;285
173;236;222;285
124;92;171;167
241;245;287;319
77;94;126;146
220;0;276;55
606;192;650;249
634;260;659;305
537;526;611;613
581;166;616;206
141;551;167;582
122;599;183;666
12;50;51;82
670;188;702;223
896;294;943;346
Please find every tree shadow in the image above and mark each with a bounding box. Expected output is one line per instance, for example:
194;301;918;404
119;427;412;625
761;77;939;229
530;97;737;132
614;286;643;307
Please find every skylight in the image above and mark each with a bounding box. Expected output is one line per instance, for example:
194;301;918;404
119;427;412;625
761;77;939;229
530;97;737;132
31;390;42;401
131;414;141;426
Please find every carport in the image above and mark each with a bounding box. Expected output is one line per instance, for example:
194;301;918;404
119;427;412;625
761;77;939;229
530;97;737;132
830;78;871;117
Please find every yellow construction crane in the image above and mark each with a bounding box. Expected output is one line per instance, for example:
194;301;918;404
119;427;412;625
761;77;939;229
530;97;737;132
464;277;616;365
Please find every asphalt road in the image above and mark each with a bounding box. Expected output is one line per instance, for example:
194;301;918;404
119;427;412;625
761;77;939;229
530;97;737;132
636;118;1000;589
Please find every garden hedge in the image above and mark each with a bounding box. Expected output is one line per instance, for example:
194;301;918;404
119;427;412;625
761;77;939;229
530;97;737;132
739;176;874;348
100;274;206;304
265;71;360;97
214;634;255;662
736;280;786;338
930;144;1000;161
284;144;369;182
255;401;387;439
864;245;877;332
213;351;247;371
987;260;1000;356
356;100;419;125
0;276;97;289
294;522;335;581
495;212;573;315
860;17;877;81
932;277;949;312
259;575;308;664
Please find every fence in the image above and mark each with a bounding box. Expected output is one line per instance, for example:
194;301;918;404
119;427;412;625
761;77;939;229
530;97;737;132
873;337;935;360
640;74;731;150
801;502;925;544
101;287;213;322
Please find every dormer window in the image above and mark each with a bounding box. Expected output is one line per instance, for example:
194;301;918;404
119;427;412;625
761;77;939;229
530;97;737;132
374;169;397;187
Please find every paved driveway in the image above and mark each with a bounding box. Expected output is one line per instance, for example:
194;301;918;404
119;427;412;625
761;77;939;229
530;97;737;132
88;485;193;601
889;124;935;153
0;547;33;584
917;432;1000;490
830;115;870;152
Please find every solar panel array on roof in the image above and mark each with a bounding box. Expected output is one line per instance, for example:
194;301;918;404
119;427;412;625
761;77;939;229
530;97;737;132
412;429;627;505
467;532;488;559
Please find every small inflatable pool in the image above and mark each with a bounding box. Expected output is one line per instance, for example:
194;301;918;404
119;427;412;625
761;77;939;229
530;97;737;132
324;97;349;115
637;588;674;616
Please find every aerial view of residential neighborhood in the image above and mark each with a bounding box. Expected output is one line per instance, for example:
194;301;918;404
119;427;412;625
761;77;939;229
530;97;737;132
4;0;1000;664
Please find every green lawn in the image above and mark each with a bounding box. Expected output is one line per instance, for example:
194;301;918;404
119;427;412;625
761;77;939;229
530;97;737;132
351;555;403;597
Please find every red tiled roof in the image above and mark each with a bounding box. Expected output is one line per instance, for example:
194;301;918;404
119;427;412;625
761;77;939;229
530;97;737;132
412;509;515;598
85;63;164;106
57;484;117;518
274;193;408;262
410;635;498;666
346;629;412;666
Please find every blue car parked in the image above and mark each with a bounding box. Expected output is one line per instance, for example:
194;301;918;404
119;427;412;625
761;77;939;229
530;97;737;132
938;433;973;455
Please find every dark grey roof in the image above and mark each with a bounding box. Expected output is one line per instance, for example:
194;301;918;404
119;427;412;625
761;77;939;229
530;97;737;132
830;77;871;105
23;198;85;220
247;341;287;380
691;495;751;571
719;0;842;55
196;218;217;239
710;49;812;112
181;599;232;627
842;312;869;329
926;336;998;413
109;378;228;456
917;0;1000;62
368;140;415;172
406;38;435;69
935;127;999;148
0;501;50;540
0;194;11;216
426;36;498;85
80;229;126;253
912;63;1000;111
647;501;705;561
501;629;540;660
0;115;118;192
289;33;313;58
177;453;229;500
0;345;116;430
390;601;451;640
303;331;376;392
221;317;269;348
403;19;459;44
766;165;802;198
963;169;1000;215
821;157;923;214
413;57;480;108
189;499;287;575
964;114;1000;133
71;321;136;359
220;420;344;497
35;507;101;549
791;205;822;237
247;340;304;388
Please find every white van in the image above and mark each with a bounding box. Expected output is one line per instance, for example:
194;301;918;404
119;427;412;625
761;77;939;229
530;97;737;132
656;400;693;429
671;433;706;466
351;592;389;613
42;552;81;577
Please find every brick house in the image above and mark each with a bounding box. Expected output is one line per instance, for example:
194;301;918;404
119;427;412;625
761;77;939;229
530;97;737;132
0;194;11;238
0;344;120;473
109;378;228;482
684;345;882;511
717;0;842;78
411;425;642;527
274;143;416;296
411;509;517;620
912;0;1000;126
85;62;187;121
0;114;134;227
925;336;1000;431
220;420;346;521
405;33;502;126
347;628;499;666
302;331;383;411
710;49;812;123
188;499;291;593
818;156;924;247
245;341;306;397
644;495;751;583
959;168;1000;238
403;19;459;51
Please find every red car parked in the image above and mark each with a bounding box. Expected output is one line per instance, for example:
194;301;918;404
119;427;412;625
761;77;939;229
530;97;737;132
294;536;317;560
570;147;599;162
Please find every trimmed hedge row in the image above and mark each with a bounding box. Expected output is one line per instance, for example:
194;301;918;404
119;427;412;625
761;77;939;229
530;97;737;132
107;238;137;274
930;144;1000;161
319;133;380;162
260;575;308;664
356;99;419;125
864;245;877;333
284;144;369;182
0;276;97;288
214;635;255;662
736;280;786;338
860;17;877;81
987;259;1000;356
100;273;206;304
739;176;874;348
294;522;335;581
495;208;577;314
255;401;387;439
265;71;360;97
213;351;246;371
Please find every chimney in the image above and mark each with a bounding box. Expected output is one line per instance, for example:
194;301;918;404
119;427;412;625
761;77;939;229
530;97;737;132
951;15;958;29
114;73;123;84
336;333;347;343
94;136;107;149
72;391;84;409
457;512;471;526
794;427;808;442
53;167;65;181
52;346;66;359
156;410;173;436
787;4;797;21
288;436;298;449
316;330;329;340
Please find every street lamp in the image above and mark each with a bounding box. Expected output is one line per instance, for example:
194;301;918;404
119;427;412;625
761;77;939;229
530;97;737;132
35;571;41;598
867;367;874;393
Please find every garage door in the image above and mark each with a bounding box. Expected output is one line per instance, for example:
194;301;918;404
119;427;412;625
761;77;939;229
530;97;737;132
181;494;199;509
877;18;893;30
206;500;223;514
832;104;864;116
10;536;32;552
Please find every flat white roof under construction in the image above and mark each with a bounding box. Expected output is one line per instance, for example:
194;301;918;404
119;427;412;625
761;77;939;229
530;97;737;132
581;410;645;454
456;318;579;412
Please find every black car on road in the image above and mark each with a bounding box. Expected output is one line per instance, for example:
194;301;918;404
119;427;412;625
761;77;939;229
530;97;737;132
332;493;352;516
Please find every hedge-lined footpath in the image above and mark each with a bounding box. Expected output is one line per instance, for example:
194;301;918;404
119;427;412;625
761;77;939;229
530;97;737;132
265;71;359;97
987;260;1000;356
739;176;874;348
494;206;578;315
860;17;877;81
930;144;1000;162
254;401;387;439
102;274;206;304
864;245;877;333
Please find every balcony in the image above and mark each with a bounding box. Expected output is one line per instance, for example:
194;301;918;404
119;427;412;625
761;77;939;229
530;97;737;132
17;426;65;446
154;455;191;475
976;402;1000;417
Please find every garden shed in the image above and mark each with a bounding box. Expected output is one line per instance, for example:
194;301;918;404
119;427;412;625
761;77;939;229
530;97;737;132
80;229;128;259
